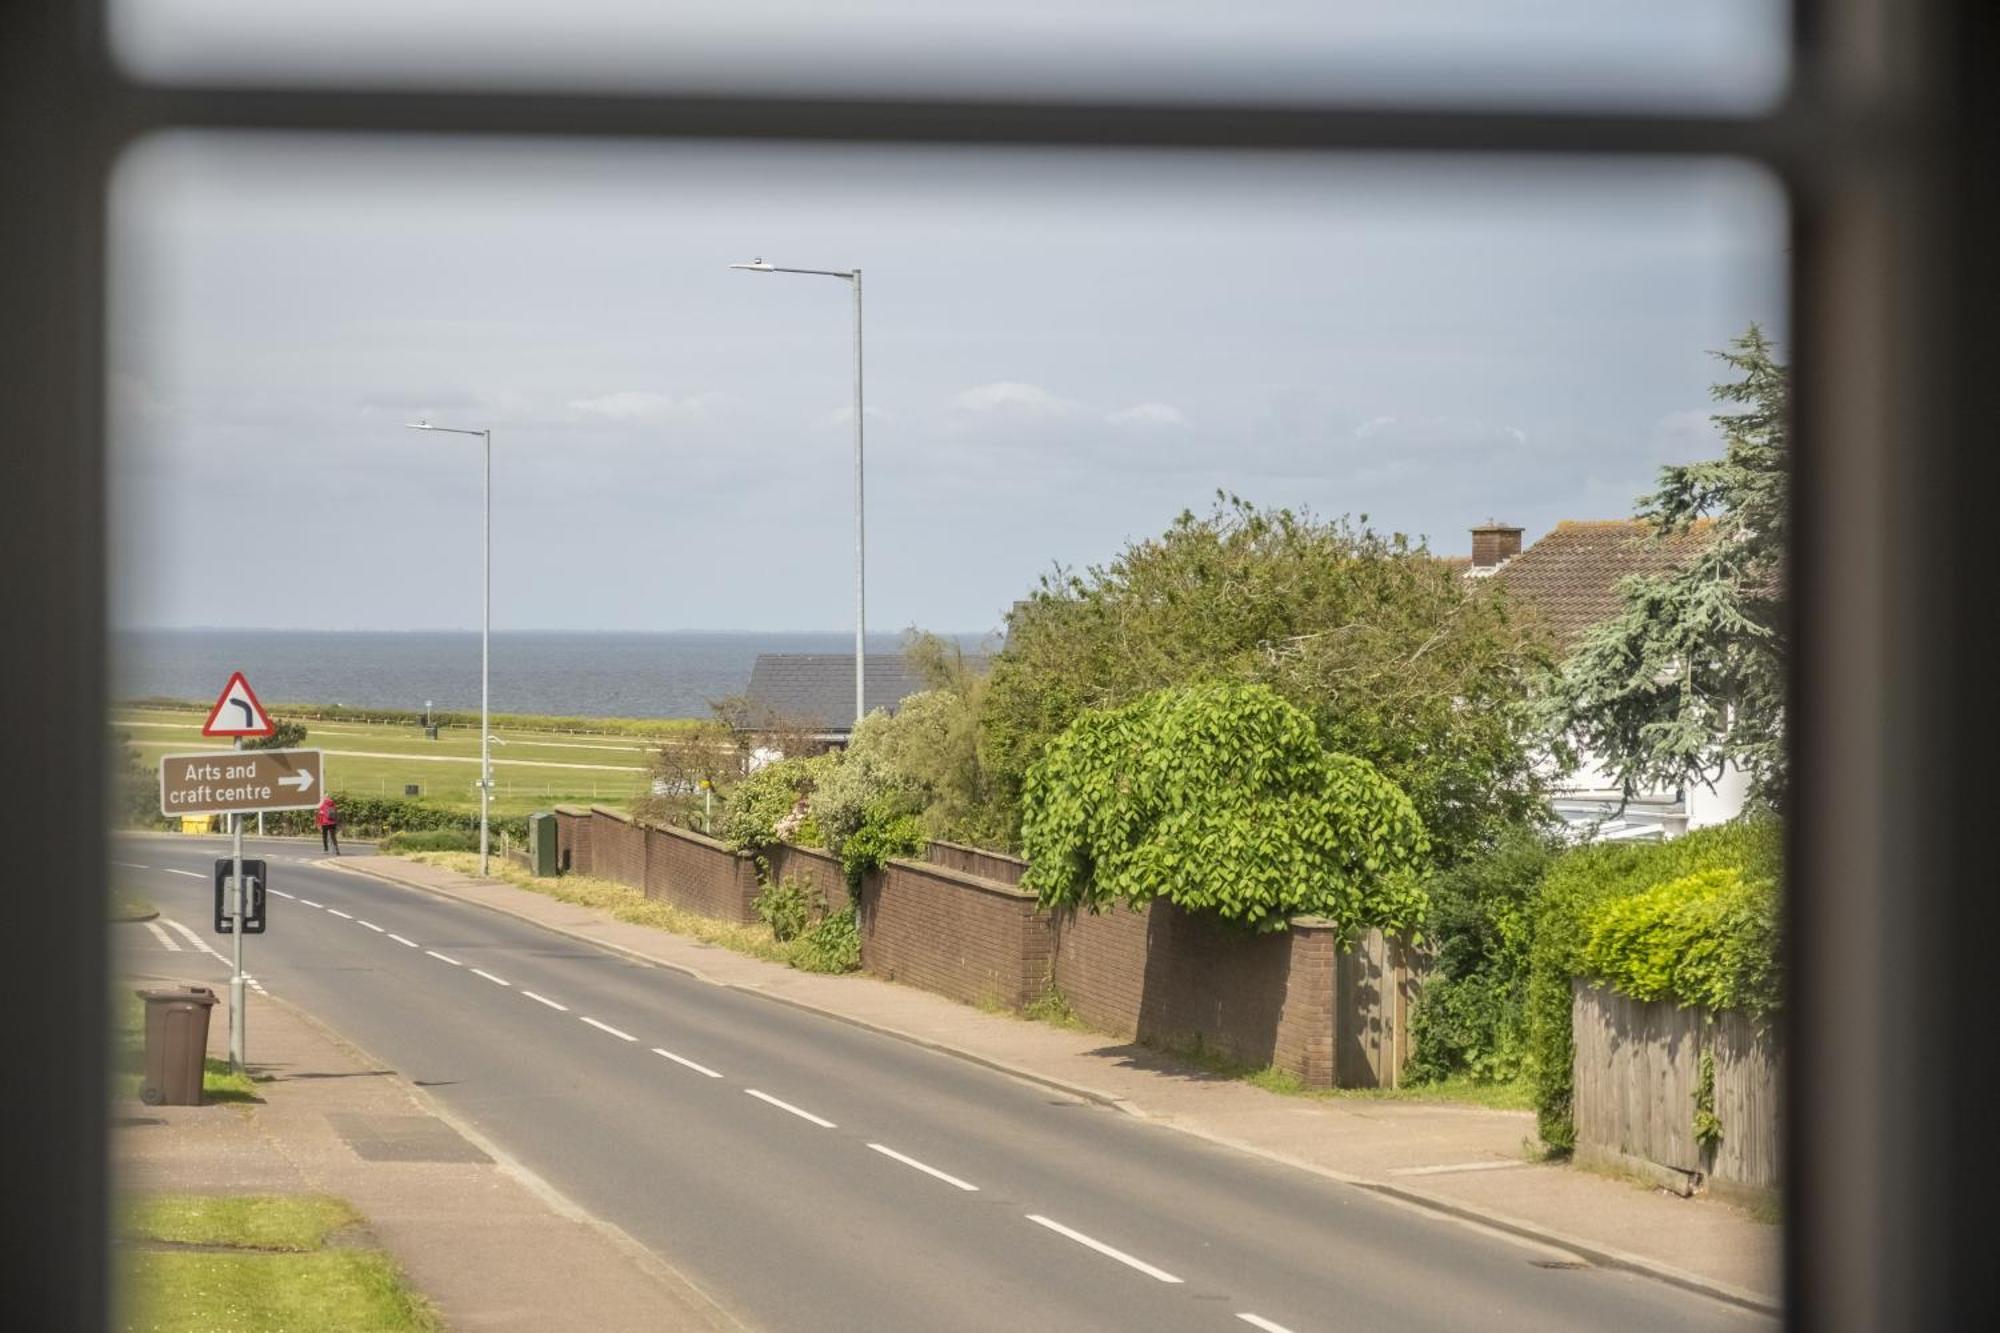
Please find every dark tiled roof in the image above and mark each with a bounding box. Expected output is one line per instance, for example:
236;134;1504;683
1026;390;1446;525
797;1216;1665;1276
1493;519;1718;649
742;653;928;733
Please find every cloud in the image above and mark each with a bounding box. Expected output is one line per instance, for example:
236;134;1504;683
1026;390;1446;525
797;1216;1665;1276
951;381;1074;417
1106;402;1189;429
1352;415;1528;450
567;390;709;422
1650;407;1722;452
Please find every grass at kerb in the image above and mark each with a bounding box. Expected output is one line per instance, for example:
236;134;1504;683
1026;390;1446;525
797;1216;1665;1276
119;1193;438;1333
114;705;675;817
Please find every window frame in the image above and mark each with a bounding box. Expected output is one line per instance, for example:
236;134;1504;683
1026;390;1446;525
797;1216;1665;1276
3;1;1993;1327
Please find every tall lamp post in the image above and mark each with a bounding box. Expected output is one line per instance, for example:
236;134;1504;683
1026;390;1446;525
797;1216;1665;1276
730;258;867;726
406;420;494;874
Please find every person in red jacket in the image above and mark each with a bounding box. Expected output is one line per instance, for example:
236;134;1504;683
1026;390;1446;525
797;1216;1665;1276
316;795;341;855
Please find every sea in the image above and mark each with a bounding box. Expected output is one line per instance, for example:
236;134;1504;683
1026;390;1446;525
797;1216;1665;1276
112;629;983;720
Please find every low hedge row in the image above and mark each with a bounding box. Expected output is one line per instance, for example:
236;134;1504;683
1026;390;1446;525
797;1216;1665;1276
258;794;528;843
1525;817;1781;1150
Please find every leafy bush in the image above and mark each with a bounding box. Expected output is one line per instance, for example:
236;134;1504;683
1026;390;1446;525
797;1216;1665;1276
836;801;925;887
380;828;480;854
788;908;860;973
980;495;1552;864
1525;818;1781;1149
754;873;825;943
1578;867;1779;1014
1407;830;1555;1084
1019;682;1430;936
807;726;924;865
717;756;831;851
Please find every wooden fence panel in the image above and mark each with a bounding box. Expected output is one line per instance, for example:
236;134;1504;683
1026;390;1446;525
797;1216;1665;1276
1572;981;1781;1196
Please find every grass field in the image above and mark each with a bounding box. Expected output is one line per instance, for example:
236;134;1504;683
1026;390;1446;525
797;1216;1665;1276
113;704;679;818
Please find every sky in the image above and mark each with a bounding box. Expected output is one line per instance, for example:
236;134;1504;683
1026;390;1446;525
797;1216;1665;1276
105;8;1789;636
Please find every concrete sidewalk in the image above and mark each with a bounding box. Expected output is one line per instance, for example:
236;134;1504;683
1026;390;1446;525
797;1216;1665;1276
115;967;745;1332
335;853;1782;1315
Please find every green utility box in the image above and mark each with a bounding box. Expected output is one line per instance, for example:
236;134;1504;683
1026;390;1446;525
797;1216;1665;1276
527;812;559;877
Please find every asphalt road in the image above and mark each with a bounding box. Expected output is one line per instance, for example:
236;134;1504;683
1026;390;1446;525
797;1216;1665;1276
113;835;1772;1333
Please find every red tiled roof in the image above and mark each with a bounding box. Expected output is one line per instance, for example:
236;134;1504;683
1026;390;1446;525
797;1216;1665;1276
1491;519;1718;648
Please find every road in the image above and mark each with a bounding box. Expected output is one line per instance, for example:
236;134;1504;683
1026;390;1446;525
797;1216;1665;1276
113;835;1772;1333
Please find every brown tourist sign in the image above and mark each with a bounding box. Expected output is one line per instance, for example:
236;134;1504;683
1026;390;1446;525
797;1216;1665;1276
157;748;324;818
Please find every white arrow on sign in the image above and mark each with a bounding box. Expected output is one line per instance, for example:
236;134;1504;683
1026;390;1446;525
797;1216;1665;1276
277;771;315;793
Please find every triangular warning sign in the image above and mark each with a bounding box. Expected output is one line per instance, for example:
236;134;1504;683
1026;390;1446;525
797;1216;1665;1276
202;671;276;738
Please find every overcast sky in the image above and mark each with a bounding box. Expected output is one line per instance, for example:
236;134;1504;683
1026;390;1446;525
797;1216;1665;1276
106;10;1788;636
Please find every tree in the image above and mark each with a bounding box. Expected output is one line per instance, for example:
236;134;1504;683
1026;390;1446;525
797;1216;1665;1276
1019;683;1430;935
980;495;1553;863
243;719;308;750
1542;325;1788;805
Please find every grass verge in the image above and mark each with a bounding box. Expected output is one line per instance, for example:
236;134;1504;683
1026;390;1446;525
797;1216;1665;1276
1152;1032;1536;1110
120;1193;437;1333
125;1194;358;1251
404;851;795;965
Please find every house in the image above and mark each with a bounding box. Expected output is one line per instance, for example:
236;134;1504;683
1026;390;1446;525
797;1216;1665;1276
738;653;932;746
1467;519;1751;841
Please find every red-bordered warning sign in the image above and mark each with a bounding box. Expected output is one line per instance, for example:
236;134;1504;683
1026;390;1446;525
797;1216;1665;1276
201;671;277;738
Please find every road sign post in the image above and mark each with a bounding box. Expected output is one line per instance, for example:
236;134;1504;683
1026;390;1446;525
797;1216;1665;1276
230;738;246;1070
190;672;284;1072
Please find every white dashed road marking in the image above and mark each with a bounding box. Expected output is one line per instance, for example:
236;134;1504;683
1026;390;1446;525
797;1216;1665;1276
388;934;419;948
1024;1215;1183;1284
114;861;150;871
1236;1316;1298;1333
745;1089;835;1128
164;869;203;878
471;969;510;987
652;1048;722;1079
159;918;268;995
327;909;354;920
270;889;295;900
144;922;180;952
300;899;323;908
580;1016;636;1042
866;1143;979;1192
356;920;385;932
522;991;568;1012
425;950;462;966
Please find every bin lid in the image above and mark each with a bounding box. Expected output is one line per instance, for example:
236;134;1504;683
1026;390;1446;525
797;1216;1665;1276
135;985;218;1006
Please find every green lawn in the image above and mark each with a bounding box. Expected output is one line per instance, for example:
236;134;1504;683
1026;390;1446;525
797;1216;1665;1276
120;1193;437;1333
114;705;689;818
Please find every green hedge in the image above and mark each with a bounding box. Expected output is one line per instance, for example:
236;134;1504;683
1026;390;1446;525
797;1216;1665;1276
1577;867;1779;1015
1525;818;1781;1150
259;794;528;843
1407;829;1555;1085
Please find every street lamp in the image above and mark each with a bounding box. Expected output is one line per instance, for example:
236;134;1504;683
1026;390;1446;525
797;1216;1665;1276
730;257;867;726
406;419;494;874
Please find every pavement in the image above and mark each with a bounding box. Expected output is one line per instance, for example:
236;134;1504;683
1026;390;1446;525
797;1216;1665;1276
116;960;744;1332
114;833;1779;1332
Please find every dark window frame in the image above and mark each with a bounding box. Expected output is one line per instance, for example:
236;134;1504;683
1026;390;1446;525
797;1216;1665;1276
3;1;1993;1326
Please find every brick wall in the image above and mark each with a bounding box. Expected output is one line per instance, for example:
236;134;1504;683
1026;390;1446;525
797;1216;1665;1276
643;823;761;923
590;807;648;887
861;858;1053;1011
764;842;853;914
1050;901;1343;1085
554;806;593;875
925;841;1028;887
545;808;1411;1088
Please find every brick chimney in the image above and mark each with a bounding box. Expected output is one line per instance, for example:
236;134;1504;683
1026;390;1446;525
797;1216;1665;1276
1470;521;1524;571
